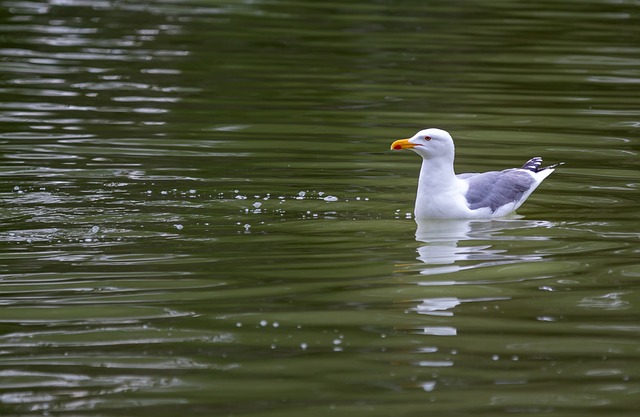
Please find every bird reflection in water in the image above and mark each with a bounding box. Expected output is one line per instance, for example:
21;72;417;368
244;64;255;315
414;218;550;275
405;218;554;391
408;218;553;333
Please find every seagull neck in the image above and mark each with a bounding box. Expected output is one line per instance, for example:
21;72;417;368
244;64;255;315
418;157;458;190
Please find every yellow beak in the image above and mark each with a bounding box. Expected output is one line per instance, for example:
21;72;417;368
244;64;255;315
390;138;416;150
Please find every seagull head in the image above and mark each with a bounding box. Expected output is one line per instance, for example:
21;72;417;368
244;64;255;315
390;128;455;160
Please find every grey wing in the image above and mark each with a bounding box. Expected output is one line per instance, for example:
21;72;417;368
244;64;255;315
456;172;479;180
462;169;535;212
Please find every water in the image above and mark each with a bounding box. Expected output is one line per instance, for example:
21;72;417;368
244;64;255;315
1;0;639;416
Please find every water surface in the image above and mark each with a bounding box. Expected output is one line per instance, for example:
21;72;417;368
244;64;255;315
1;0;639;416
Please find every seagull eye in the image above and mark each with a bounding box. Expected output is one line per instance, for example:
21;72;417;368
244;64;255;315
424;136;431;141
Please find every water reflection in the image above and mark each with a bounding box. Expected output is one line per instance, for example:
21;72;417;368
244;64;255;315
408;218;556;342
415;219;474;271
414;218;552;273
409;218;556;322
406;218;561;395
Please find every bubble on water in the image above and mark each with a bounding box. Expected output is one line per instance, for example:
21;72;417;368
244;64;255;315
300;342;308;350
235;195;247;200
323;195;338;202
272;321;279;328
253;202;262;208
421;381;436;392
89;226;100;234
260;320;268;327
236;322;242;327
243;224;251;231
189;189;196;194
174;224;183;230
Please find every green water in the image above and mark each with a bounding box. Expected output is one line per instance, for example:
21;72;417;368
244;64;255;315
1;0;639;416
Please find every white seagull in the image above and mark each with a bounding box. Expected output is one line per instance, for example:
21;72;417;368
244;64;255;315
391;128;563;219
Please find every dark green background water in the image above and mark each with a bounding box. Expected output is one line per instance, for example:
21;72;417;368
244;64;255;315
1;1;639;416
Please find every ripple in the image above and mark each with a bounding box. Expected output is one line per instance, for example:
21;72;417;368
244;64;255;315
0;132;92;140
0;305;196;325
0;326;230;349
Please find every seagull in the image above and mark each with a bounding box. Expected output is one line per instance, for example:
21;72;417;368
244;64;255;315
390;128;563;219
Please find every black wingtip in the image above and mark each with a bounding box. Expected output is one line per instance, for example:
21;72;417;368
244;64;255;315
521;157;543;172
521;157;565;172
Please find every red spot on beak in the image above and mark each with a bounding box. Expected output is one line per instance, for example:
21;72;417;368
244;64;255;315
393;144;402;150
